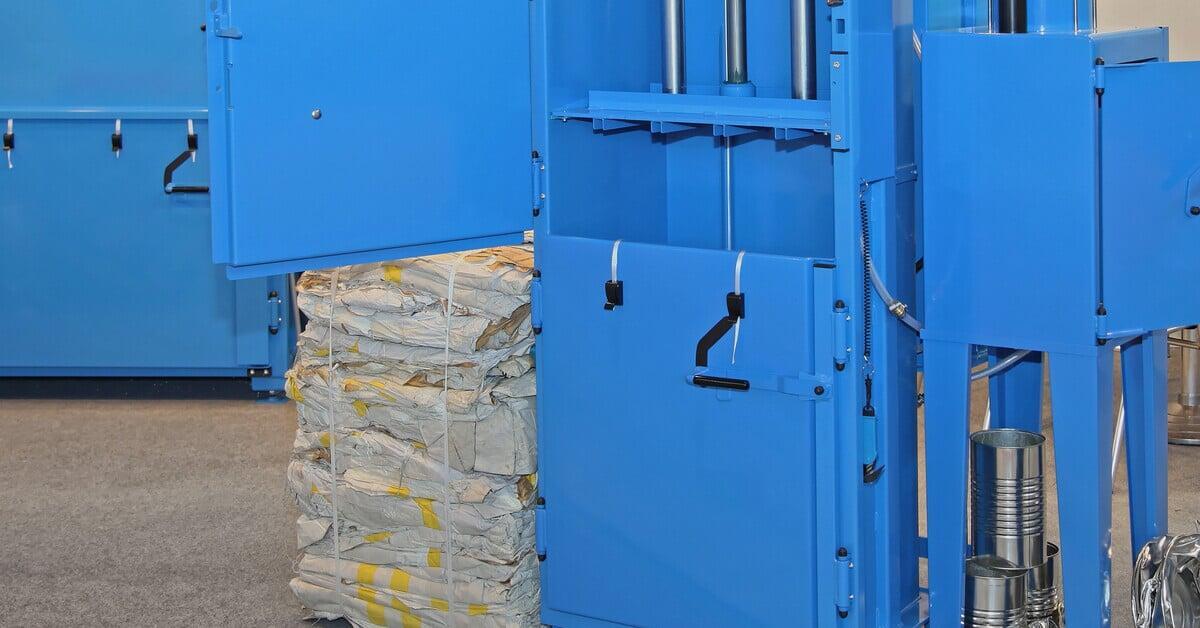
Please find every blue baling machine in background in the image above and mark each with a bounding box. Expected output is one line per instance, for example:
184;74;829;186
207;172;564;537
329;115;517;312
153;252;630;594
0;2;294;393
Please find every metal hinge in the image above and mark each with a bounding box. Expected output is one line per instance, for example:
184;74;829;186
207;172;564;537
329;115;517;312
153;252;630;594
833;300;851;371
248;367;272;378
531;271;544;335
532;153;546;217
1096;304;1110;345
836;547;854;618
535;497;547;561
212;3;243;40
1094;58;1106;99
268;290;284;335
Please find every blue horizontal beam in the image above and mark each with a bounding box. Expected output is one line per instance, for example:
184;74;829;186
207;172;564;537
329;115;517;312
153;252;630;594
554;90;832;134
0;106;208;120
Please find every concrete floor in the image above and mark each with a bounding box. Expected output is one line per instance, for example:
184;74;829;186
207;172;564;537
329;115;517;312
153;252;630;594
0;399;320;626
0;380;1197;626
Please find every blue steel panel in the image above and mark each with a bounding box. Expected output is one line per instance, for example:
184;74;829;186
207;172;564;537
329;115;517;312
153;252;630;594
0;1;207;110
922;33;1100;352
1100;61;1200;336
536;236;829;627
205;1;535;275
0;120;277;371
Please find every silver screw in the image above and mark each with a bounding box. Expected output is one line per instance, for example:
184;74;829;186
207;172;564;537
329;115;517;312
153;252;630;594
834;134;843;142
833;61;842;69
311;109;323;120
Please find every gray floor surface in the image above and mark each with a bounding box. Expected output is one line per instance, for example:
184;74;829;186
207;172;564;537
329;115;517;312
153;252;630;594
0;378;1197;626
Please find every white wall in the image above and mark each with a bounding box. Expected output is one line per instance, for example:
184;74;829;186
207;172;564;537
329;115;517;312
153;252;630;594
1100;1;1200;60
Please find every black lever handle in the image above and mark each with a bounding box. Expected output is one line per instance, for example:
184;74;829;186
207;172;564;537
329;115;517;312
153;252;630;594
693;374;751;391
695;292;746;368
163;134;209;195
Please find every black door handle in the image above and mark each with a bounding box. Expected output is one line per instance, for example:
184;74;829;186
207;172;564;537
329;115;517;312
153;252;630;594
163;148;209;195
692;374;751;391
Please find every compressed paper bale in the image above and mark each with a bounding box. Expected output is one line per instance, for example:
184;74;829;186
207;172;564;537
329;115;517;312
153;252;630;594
297;515;536;570
290;577;540;628
292;428;535;511
295;553;540;610
297;325;534;377
299;297;531;353
289;369;537;476
288;243;539;627
290;460;535;544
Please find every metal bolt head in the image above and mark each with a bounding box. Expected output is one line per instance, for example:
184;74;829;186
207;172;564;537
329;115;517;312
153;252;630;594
814;386;826;396
1190;206;1200;216
834;134;843;142
311;109;322;120
833;61;842;69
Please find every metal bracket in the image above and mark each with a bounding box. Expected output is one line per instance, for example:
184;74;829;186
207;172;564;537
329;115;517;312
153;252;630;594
535;497;547;561
530;273;544;335
268;291;283;335
531;154;546;217
835;548;854;618
689;368;832;400
833;300;851;371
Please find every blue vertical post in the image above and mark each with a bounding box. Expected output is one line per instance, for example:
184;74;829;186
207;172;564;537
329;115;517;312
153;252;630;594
1049;347;1115;628
923;339;973;628
1027;0;1094;32
988;349;1044;433
1120;331;1170;557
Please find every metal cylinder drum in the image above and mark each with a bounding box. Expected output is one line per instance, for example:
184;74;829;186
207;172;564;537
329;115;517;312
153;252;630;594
1027;542;1062;627
972;429;1046;568
1169;327;1200;445
965;556;1029;627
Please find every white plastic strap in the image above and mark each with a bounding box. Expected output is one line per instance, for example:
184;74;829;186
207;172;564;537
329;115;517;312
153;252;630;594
326;268;344;613
5;119;12;169
441;255;463;618
610;239;623;282
114;119;122;159
187;119;196;162
731;251;746;365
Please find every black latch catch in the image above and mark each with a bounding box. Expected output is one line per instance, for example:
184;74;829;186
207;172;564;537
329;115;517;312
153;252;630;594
604;280;624;310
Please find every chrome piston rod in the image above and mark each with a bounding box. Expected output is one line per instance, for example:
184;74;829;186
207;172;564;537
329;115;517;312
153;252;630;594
724;0;748;84
662;0;686;94
791;0;816;99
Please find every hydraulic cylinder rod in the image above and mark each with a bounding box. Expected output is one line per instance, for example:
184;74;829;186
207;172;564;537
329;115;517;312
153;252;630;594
1027;0;1095;32
999;0;1028;33
662;0;686;94
791;0;817;99
724;0;748;84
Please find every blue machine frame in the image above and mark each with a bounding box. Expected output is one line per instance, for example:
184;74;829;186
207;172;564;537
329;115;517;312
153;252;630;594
920;1;1183;626
0;1;294;392
205;0;921;624
199;0;1188;624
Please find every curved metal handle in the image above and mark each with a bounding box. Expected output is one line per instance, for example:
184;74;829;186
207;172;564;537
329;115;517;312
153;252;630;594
163;148;209;195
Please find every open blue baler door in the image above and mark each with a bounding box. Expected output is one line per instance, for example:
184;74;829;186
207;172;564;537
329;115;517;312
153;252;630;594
205;1;535;278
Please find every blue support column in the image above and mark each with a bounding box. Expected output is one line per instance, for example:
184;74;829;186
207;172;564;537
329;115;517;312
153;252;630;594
1120;331;1170;557
923;339;973;628
988;349;1044;433
1049;347;1115;628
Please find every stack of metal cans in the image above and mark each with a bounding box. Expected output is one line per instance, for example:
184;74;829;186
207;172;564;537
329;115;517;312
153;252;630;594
965;429;1063;627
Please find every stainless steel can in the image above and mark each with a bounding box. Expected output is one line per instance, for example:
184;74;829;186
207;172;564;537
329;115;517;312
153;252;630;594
965;555;1030;627
972;429;1047;568
1028;542;1063;627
